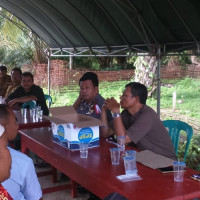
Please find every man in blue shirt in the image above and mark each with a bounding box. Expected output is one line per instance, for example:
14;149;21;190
0;104;42;200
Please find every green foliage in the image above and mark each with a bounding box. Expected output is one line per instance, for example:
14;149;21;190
179;133;200;170
162;53;192;67
73;57;100;70
147;77;200;119
0;10;34;68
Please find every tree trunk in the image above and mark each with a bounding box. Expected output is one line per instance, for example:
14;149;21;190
134;56;157;97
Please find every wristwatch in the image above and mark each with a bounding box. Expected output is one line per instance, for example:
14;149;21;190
112;112;121;119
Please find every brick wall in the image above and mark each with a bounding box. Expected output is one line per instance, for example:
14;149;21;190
22;60;200;88
22;60;134;87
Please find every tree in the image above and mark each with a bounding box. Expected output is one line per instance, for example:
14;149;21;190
134;56;157;97
0;9;48;70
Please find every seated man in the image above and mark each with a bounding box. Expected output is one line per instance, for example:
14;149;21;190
0;65;12;97
101;82;177;160
0;112;13;199
0;104;43;200
6;72;49;115
0;126;11;183
73;72;111;120
5;67;22;97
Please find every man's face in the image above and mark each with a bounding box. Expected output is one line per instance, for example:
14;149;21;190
0;70;7;78
120;86;137;109
80;80;98;102
21;76;33;91
11;70;21;84
5;108;19;142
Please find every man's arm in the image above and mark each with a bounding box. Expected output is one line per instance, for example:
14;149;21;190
7;95;37;107
100;105;114;137
104;98;132;143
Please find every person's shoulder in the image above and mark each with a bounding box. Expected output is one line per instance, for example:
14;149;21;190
96;93;105;101
142;105;156;113
14;85;23;91
8;147;32;163
32;84;43;91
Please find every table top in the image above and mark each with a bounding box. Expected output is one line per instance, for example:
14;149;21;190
14;110;51;130
19;127;200;200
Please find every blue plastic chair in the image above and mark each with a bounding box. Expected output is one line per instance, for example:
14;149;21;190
22;100;36;109
163;120;193;162
44;94;52;108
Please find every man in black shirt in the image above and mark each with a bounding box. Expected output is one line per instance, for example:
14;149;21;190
6;72;49;115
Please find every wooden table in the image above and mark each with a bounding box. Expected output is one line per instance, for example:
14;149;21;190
19;127;200;200
14;110;51;130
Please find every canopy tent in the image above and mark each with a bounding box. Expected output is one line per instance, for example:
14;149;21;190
0;0;200;114
0;0;200;56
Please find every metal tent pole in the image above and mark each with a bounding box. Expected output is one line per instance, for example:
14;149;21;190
47;52;51;96
156;46;161;117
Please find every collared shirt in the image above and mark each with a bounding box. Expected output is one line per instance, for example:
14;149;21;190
76;94;112;121
121;105;177;160
5;83;21;97
8;84;49;115
2;147;42;200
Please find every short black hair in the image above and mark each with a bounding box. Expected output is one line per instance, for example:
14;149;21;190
11;67;22;75
0;104;9;124
0;66;7;72
79;72;99;87
22;72;34;81
125;82;148;104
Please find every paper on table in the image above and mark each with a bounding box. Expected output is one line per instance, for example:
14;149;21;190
136;150;175;169
116;174;142;182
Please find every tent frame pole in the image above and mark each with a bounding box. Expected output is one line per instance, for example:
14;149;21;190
47;52;51;96
156;46;161;117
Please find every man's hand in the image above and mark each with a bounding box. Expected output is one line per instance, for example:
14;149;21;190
73;92;83;110
105;97;120;113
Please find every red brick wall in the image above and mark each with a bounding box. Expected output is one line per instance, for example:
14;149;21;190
22;60;134;87
22;60;200;88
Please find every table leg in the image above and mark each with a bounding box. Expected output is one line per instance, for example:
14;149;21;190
71;180;77;198
52;167;57;183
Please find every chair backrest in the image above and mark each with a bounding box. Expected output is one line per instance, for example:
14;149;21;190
163;120;193;162
44;94;52;108
22;100;36;109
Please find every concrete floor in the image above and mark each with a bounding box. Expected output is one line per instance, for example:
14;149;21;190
36;166;90;200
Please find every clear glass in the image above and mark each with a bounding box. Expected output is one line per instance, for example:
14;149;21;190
79;143;89;158
110;148;120;165
173;161;186;182
123;156;137;175
117;136;125;152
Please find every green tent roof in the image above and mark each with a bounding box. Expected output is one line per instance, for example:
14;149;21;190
0;0;200;55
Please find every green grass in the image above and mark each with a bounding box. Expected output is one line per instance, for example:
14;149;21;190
45;77;200;119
